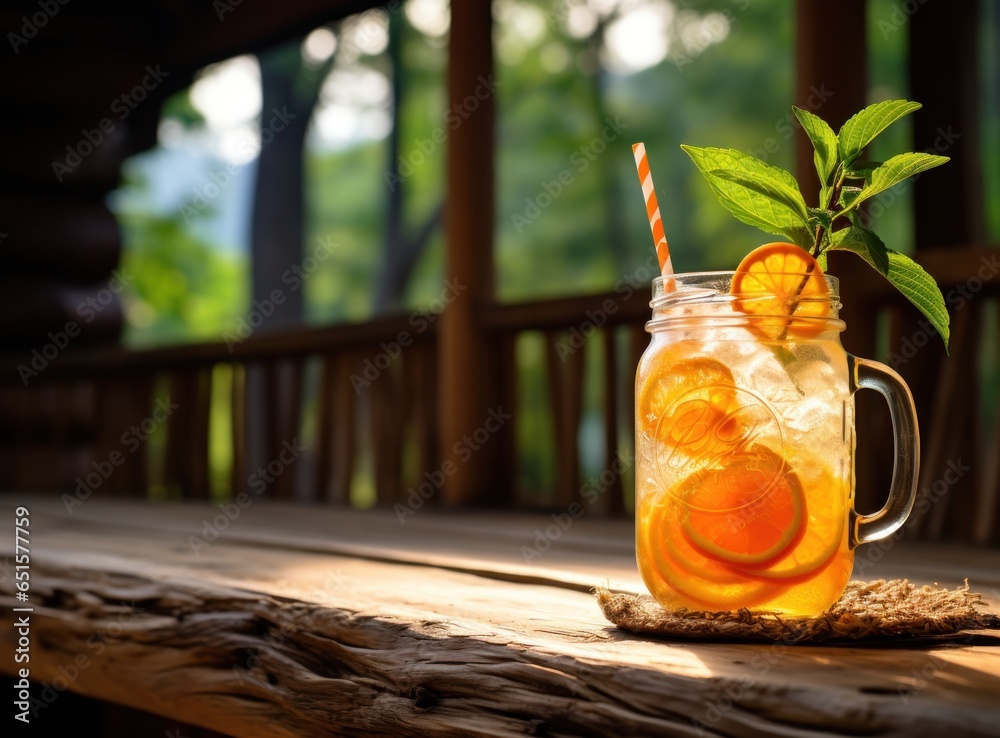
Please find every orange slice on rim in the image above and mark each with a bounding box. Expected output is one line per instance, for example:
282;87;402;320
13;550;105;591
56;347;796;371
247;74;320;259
637;352;740;454
731;242;831;338
679;448;806;567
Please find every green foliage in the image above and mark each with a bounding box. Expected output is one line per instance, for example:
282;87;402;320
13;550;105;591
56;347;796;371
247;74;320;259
118;211;247;347
839;152;949;214
837;100;922;165
792;106;837;199
881;249;952;346
683;99;951;350
681;145;810;242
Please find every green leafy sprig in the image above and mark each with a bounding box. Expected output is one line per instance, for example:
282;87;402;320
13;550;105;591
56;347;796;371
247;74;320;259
681;99;950;349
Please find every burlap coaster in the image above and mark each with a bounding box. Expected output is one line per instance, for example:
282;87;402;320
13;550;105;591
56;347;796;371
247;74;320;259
597;579;1000;643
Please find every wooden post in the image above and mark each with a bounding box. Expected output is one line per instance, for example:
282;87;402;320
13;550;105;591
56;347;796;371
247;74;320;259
906;0;982;539
794;0;868;206
795;1;885;510
439;0;502;506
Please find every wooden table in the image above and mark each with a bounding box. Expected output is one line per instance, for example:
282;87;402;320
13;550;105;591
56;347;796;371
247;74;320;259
2;496;999;737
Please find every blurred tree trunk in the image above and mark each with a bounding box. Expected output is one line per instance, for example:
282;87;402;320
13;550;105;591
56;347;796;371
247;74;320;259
246;40;333;500
251;44;328;325
374;9;443;313
586;14;628;275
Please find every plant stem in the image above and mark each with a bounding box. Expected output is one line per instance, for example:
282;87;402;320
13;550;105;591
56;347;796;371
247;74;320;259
776;171;845;341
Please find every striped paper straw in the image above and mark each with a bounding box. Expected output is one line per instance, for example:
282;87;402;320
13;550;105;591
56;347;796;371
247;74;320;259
631;142;673;278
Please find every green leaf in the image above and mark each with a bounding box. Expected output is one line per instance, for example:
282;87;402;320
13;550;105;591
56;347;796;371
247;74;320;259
828;218;890;276
846;152;949;212
807;207;833;232
840;186;863;210
681;145;811;246
843;168;874;181
792;106;839;186
828;241;948;347
883;250;950;350
837;100;922;164
709;168;810;222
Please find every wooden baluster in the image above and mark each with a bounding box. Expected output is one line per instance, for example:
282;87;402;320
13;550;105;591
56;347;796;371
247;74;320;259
279;359;304;501
331;354;358;505
985;313;1000;544
499;331;519;507
122;373;153;495
913;304;978;539
366;347;397;506
231;363;246;498
410;340;440;502
602;328;624;516
261;361;280;499
258;359;303;501
163;371;188;499
314;356;336;503
164;368;211;499
934;305;982;540
543;330;584;508
190;367;213;499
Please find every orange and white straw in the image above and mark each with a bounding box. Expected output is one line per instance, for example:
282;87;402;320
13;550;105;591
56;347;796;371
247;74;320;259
632;142;673;278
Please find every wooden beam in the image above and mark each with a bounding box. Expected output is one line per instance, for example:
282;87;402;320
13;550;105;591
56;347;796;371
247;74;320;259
909;0;983;248
439;0;502;506
794;0;868;206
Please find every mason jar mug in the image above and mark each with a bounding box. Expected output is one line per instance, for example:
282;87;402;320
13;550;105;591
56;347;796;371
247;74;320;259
634;272;919;616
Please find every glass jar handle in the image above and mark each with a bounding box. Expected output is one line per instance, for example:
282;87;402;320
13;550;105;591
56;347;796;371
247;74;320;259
848;355;920;547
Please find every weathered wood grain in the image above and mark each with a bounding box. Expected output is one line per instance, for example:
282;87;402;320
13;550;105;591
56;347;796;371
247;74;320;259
2;498;999;737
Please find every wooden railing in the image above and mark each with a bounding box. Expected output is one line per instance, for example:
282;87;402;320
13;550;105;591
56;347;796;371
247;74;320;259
1;245;998;540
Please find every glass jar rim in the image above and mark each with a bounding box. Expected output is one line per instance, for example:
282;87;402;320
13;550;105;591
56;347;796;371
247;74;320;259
647;270;845;334
652;270;840;292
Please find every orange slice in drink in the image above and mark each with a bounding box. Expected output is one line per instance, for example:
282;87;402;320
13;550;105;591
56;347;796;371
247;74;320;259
732;466;846;580
679;448;806;567
637;351;738;454
658;502;746;584
641;503;782;608
731;242;831;338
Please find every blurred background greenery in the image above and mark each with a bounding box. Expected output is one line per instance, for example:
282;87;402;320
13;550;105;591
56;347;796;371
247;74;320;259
108;0;999;503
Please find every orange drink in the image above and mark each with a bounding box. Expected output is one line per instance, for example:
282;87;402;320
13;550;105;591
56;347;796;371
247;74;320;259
635;255;919;615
